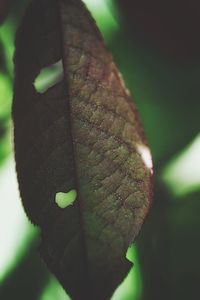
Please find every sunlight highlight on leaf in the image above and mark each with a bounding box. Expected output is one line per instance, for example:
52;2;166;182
162;133;200;197
0;156;37;283
137;144;153;171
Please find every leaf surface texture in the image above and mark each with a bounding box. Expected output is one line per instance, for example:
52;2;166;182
13;0;153;299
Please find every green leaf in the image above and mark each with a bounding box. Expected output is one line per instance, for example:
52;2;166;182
12;0;153;299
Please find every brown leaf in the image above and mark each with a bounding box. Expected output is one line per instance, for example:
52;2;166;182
12;0;153;299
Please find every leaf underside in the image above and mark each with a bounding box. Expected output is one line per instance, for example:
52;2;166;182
13;0;153;299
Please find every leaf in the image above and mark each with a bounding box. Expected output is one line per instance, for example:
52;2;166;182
12;0;153;299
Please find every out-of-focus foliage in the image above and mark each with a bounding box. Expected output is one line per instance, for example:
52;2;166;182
0;158;37;283
0;0;13;24
0;0;200;299
162;134;200;197
116;0;200;61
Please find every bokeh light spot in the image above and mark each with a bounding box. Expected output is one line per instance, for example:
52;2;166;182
83;0;119;40
0;73;12;119
162;133;200;197
0;156;37;283
40;276;71;300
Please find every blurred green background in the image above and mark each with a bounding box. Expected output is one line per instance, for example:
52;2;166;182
0;0;200;299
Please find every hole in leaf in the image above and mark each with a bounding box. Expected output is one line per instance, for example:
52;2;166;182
55;190;77;209
34;60;63;93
